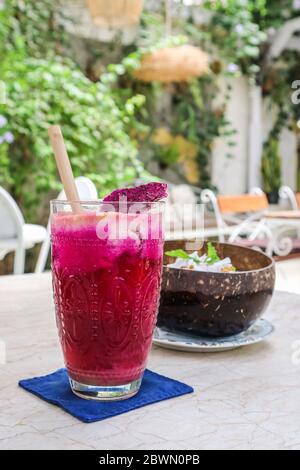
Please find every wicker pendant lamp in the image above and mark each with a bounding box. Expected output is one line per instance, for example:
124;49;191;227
134;0;209;83
134;44;209;83
85;0;144;28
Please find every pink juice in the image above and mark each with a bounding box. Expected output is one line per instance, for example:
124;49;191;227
51;211;164;387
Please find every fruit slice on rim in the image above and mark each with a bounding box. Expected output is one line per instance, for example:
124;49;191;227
103;182;168;203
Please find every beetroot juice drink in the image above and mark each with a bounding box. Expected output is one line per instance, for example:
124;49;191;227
51;201;164;400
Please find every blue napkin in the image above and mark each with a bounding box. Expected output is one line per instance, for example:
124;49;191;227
19;369;193;423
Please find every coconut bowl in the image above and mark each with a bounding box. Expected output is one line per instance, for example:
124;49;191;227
158;241;275;338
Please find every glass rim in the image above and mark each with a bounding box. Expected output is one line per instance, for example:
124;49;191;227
50;199;166;205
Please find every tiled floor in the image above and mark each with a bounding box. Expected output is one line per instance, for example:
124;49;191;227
275;257;300;294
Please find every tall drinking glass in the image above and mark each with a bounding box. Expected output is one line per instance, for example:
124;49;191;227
50;200;164;400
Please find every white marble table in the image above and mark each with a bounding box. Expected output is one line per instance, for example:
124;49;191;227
1;273;300;450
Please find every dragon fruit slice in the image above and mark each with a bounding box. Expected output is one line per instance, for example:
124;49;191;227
103;182;168;203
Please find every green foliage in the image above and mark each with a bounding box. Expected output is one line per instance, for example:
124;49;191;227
200;1;299;79
0;0;146;218
146;0;299;190
258;0;296;30
206;242;221;265
103;22;235;186
156;143;180;167
1;0;299;210
2;0;65;59
261;137;282;193
203;0;268;77
107;1;292;187
1;59;144;207
198;0;299;188
165;249;191;260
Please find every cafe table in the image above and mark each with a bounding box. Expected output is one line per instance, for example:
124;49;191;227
265;210;300;225
1;272;300;450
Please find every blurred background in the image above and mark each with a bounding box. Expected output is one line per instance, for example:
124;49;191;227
0;0;300;279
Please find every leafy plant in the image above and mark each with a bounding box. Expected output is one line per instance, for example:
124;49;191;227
203;0;267;78
170;76;236;187
0;115;13;186
1;0;299;215
178;1;299;188
0;0;147;218
1;0;65;59
261;137;282;194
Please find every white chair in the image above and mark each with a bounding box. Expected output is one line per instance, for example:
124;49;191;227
35;176;98;273
279;186;300;239
201;188;270;243
0;187;47;275
279;186;300;211
164;184;222;241
164;183;239;241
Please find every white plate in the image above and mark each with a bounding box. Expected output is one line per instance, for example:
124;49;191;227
153;319;274;353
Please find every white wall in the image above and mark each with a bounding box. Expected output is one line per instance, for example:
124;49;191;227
280;128;298;190
212;78;298;194
211;77;249;194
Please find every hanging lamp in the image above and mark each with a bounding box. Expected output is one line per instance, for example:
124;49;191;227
85;0;144;28
134;0;209;83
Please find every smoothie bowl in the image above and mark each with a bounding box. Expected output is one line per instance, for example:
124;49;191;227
158;241;275;338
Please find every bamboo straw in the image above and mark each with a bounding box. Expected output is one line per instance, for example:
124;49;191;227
48;125;81;213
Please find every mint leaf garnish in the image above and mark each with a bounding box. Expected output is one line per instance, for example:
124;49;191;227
166;243;236;272
165;249;191;260
165;249;200;264
206;242;221;265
